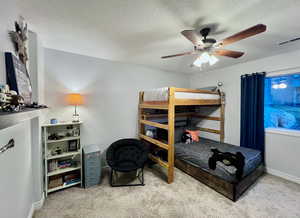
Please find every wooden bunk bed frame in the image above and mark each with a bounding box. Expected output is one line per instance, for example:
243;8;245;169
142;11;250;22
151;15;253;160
138;87;224;183
138;87;263;201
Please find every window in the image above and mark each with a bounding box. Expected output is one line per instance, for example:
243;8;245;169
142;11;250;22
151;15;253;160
264;73;300;130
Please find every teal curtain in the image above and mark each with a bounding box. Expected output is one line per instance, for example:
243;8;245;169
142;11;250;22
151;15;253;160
240;72;265;160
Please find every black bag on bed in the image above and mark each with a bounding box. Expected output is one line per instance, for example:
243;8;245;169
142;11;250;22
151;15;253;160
208;148;245;179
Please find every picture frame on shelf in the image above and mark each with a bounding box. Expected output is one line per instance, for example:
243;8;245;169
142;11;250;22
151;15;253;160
5;52;32;105
68;140;77;152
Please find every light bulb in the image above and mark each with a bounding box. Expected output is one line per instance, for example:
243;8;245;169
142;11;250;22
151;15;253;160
200;52;210;63
193;52;219;67
193;57;204;67
209;55;219;66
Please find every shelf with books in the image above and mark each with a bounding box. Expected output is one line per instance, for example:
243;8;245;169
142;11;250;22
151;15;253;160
47;181;81;193
43;122;83;197
47;166;81;177
47;151;80;160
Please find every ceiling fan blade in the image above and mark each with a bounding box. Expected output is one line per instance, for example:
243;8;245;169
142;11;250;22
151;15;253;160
161;51;195;59
220;24;266;46
213;49;244;58
181;30;202;45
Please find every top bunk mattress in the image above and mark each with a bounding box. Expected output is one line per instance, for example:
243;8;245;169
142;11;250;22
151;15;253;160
143;87;220;102
175;138;262;182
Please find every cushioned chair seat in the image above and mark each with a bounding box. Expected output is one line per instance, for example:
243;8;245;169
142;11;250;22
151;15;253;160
106;138;148;186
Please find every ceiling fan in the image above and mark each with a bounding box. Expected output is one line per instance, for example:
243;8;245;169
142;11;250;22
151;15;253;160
161;24;267;67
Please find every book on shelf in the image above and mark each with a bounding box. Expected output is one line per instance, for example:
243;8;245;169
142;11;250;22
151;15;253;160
63;172;80;185
64;178;80;185
48;175;63;189
48;159;80;173
58;160;72;168
48;160;58;172
64;173;78;181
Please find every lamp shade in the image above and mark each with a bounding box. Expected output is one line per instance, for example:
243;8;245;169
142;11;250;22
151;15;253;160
67;93;83;105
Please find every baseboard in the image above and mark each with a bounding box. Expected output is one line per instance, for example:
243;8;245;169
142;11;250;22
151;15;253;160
33;193;45;210
27;204;34;218
266;167;300;184
27;193;45;218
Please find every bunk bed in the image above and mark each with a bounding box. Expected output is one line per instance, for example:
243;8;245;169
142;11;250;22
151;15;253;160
138;87;264;201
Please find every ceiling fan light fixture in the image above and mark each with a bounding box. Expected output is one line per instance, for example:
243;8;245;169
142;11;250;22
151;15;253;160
193;52;218;68
209;55;219;66
201;52;210;62
193;56;205;67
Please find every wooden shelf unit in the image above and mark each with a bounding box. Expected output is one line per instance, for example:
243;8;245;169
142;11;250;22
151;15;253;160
138;87;225;184
42;122;83;196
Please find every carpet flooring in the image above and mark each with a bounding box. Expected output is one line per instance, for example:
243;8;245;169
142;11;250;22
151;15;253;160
34;167;300;218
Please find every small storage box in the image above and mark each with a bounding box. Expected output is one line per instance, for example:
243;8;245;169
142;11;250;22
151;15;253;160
83;144;101;188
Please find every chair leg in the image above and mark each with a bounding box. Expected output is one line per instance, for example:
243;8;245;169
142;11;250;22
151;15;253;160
137;168;144;185
109;168;145;187
110;169;114;186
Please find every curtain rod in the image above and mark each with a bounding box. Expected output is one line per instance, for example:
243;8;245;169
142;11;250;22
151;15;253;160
266;66;300;74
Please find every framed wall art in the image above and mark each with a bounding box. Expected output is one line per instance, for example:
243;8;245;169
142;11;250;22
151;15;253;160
5;52;32;104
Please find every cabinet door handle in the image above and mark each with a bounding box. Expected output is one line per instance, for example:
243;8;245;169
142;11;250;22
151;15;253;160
0;139;14;154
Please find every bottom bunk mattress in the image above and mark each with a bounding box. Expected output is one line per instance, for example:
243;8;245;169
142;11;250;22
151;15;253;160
175;138;262;183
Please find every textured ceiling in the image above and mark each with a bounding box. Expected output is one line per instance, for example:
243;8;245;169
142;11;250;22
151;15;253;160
18;0;300;74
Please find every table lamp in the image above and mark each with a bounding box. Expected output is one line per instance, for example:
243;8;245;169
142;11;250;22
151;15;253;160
67;93;83;122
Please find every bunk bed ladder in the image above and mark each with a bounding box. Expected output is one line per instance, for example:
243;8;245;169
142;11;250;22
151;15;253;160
138;88;175;184
167;87;175;184
220;92;225;143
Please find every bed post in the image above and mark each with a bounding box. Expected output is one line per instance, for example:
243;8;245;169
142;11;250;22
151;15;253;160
220;92;225;143
139;92;144;136
167;87;175;183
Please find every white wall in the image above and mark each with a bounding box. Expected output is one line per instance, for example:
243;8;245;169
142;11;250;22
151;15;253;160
189;50;300;183
265;131;300;183
0;1;20;83
28;31;46;204
44;48;190;152
28;31;45;105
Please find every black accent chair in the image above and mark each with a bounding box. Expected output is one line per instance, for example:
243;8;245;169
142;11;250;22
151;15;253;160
106;138;148;187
